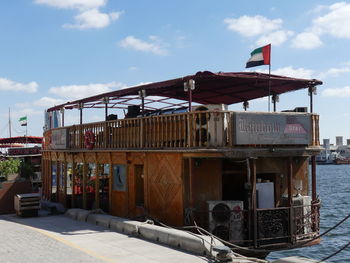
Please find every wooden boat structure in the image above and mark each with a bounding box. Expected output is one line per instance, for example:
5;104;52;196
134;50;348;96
42;71;323;256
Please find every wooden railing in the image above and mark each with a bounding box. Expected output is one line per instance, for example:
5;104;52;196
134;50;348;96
44;111;320;150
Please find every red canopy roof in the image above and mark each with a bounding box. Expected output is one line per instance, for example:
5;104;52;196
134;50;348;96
0;136;43;144
47;71;322;112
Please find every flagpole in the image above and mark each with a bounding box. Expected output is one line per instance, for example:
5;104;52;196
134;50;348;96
25;115;28;146
268;64;271;112
8;108;12;138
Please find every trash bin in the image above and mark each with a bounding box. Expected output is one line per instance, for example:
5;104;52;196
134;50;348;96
14;193;41;217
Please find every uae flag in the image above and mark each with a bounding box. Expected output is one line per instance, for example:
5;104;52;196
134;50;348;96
19;116;27;126
246;44;271;68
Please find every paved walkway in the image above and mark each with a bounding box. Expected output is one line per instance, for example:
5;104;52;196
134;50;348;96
0;214;210;263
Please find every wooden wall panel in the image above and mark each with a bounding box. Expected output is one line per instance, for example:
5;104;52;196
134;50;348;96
256;157;309;206
111;153;127;164
127;153;145;218
146;153;183;226
58;152;65;161
85;152;96;163
110;153;128;217
192;159;222;212
66;153;74;163
74;153;84;163
97;152;111;164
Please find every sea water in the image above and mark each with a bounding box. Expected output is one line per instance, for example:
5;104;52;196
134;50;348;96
268;165;350;262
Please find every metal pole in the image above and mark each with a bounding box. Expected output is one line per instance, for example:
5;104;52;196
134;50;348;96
8;108;11;137
268;64;271;112
309;87;313;113
61;109;65;127
189;87;192;111
80;108;83;125
288;157;294;243
250;158;257;248
105;103;108;121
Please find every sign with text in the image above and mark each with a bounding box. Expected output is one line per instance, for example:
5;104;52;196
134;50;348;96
51;128;69;149
233;112;311;145
8;147;41;156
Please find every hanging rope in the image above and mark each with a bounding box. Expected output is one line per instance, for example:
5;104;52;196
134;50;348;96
316;240;350;263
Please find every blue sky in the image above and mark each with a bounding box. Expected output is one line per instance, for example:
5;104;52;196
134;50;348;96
1;0;350;144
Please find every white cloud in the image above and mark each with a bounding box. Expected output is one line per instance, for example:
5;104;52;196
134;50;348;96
318;62;350;79
34;0;106;10
128;66;138;71
256;30;294;47
224;15;282;37
252;66;315;79
119;36;168;56
322;86;350;97
291;32;322;49
63;9;122;29
12;108;42;118
35;0;121;30
0;78;38;93
273;66;315;79
312;2;350;38
49;82;127;100
33;97;65;107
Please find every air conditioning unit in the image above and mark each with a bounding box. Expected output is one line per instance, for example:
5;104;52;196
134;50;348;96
281;195;312;238
207;200;244;242
292;196;312;237
192;104;228;146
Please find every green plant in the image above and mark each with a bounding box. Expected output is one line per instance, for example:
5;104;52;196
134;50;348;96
0;158;21;180
19;160;36;180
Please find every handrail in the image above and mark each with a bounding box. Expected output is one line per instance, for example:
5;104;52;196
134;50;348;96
43;111;320;150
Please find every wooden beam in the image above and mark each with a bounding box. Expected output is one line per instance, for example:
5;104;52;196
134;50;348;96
250;158;257;248
82;153;87;209
311;156;317;201
188;158;194;209
95;153;99;209
288;157;294;243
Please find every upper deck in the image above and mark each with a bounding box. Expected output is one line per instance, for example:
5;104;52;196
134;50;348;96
43;71;322;153
43;110;320;152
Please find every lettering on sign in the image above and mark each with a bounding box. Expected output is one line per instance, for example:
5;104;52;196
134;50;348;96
233;112;311;145
51;129;69;149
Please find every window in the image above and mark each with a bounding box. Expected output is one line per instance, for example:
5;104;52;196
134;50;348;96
113;164;127;191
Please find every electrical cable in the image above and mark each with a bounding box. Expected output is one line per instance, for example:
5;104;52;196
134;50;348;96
316;240;350;263
148;211;350;256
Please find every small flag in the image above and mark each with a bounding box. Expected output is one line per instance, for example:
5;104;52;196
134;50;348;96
19;116;27;126
246;44;271;68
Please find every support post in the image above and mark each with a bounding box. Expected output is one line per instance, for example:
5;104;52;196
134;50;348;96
308;86;316;113
272;94;278;112
288;157;294;243
189;158;194;209
250;158;257;248
82;160;87;209
61;108;65;127
71;159;76;208
311;156;317;201
79;103;83;148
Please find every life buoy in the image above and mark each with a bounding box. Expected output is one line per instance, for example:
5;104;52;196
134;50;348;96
84;130;95;150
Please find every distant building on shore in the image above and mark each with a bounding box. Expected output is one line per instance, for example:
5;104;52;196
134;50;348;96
317;136;350;164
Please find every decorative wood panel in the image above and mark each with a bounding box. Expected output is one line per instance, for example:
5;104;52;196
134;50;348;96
65;153;74;163
74;153;84;163
85;152;96;163
97;152;111;164
110;153;128;217
57;152;65;161
111;153;127;164
146;153;183;226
